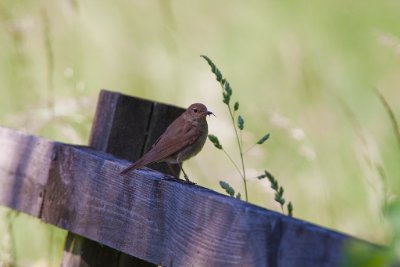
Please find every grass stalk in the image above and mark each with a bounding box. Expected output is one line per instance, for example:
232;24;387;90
222;148;244;179
227;104;248;201
376;89;400;154
42;9;55;116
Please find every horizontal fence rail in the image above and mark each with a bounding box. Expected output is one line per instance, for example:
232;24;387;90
0;125;373;267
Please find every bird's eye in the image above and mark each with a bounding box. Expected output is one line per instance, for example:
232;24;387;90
193;108;198;113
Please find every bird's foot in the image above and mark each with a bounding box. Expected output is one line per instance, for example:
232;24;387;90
183;174;196;185
161;175;196;185
161;175;180;181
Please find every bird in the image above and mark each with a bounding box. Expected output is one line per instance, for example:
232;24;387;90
120;103;213;183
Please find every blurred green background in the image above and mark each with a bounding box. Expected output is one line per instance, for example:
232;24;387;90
0;0;400;266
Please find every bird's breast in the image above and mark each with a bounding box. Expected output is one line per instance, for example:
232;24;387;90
175;122;208;163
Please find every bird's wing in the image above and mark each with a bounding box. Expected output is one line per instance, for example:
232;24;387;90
149;119;199;162
120;117;200;175
126;118;198;169
152;116;189;147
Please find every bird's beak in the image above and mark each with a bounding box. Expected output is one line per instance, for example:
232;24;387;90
205;110;215;117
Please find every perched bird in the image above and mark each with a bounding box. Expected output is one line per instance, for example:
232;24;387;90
120;103;213;183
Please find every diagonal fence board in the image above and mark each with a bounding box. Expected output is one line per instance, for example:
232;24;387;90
0;126;367;267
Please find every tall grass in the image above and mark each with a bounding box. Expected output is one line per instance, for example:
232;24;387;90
0;0;399;266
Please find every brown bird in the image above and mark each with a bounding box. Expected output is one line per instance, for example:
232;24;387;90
120;103;213;183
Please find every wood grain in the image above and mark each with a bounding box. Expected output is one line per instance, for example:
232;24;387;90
39;143;352;267
0;124;377;266
0;127;53;216
89;90;153;162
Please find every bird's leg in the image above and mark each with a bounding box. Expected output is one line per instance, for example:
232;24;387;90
162;163;195;185
180;164;195;185
166;163;179;178
162;163;180;180
180;165;189;182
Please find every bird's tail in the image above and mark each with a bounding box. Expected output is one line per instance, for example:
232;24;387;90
119;155;152;175
119;162;141;175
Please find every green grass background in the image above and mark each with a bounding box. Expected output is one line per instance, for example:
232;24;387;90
0;0;400;266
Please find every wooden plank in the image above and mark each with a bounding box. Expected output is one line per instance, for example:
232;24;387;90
1;123;381;267
38;142;353;267
0;127;53;216
60;90;185;267
62;235;119;267
0;127;374;266
62;234;151;267
89;90;154;162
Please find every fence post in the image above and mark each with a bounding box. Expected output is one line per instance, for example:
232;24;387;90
60;90;185;267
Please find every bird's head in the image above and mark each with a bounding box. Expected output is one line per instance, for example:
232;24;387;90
186;103;214;120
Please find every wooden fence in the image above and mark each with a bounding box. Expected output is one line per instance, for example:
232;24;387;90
0;90;373;267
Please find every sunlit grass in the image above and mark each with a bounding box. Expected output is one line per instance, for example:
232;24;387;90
0;0;399;265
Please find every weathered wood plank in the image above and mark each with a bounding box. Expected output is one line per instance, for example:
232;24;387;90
1;126;375;267
89;90;154;162
62;235;119;267
37;142;351;267
0;127;53;216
